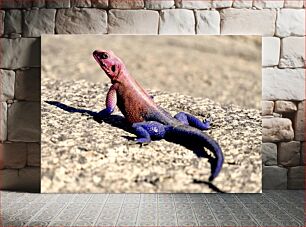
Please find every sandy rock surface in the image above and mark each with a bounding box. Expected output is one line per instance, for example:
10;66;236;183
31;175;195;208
42;78;261;193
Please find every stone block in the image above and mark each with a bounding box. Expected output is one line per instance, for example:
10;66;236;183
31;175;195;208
0;69;15;102
262;166;287;189
23;9;56;37
220;8;276;35
0;0;31;9
71;0;91;7
1;102;7;142
27;143;40;167
0;10;4;35
32;0;46;8
276;9;305;37
262;143;277;166
278;141;301;167
46;0;70;8
110;0;144;8
261;101;274;116
274;101;297;113
301;142;305;165
56;8;107;34
175;0;212;9
262;117;294;142
262;68;305;101
4;9;22;35
294;101;305;141
91;0;108;8
145;0;175;9
15;68;41;101
288;166;304;189
284;0;304;8
8;102;40;142
0;38;40;69
0;142;27;169
195;10;220;35
262;37;280;66
212;0;232;8
280;37;305;68
253;0;284;8
108;10;159;34
159;9;195;34
0;167;40;192
232;0;252;8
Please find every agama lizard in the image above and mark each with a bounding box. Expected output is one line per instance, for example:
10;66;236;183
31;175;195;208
93;50;224;181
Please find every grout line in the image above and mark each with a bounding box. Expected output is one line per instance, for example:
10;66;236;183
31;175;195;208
93;193;110;226
114;194;125;226
187;193;199;226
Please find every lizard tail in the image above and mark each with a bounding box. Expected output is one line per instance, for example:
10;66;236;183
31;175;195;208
167;125;224;181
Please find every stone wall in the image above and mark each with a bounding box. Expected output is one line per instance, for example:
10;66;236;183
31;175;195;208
0;0;304;192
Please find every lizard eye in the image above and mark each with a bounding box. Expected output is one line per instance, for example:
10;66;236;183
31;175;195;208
100;52;108;59
111;65;116;72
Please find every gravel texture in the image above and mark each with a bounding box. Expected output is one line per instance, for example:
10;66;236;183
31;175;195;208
41;78;261;193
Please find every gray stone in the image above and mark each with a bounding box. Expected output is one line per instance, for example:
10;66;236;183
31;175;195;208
262;166;287;189
0;69;15;102
159;9;195;34
301;142;305;165
108;10;159;34
0;11;4;35
0;102;7;142
294;101;305;141
212;0;232;8
284;0;304;8
0;38;40;69
261;101;274;115
220;8;276;35
23;9;56;37
262;117;294;142
0;167;40;192
71;0;91;7
0;142;27;169
232;0;252;8
27;143;41;167
15;68;41;101
110;0;144;8
288;166;304;189
278;141;301;167
262;143;277;166
8;102;40;142
56;8;107;34
175;0;212;9
4;10;22;34
274;101;297;113
32;0;46;8
46;0;70;8
262;37;280;66
280;37;305;68
262;68;305;101
195;10;220;35
91;0;108;8
276;9;305;37
253;0;284;8
0;0;31;8
145;0;175;9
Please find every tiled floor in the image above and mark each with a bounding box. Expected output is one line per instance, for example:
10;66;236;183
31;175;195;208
1;190;304;226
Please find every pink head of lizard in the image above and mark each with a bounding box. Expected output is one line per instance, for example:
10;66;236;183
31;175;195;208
93;50;125;82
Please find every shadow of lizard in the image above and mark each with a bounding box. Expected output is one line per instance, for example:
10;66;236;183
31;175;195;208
45;100;225;193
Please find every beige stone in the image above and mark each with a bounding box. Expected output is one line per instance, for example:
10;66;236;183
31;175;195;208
262;166;287;189
284;0;304;8
0;142;27;169
110;0;144;8
1;102;7;142
294;101;305;141
195;10;220;35
280;37;305;68
262;117;294;142
8;102;40;142
220;8;276;35
278;141;301;167
276;9;305;37
71;0;91;7
262;37;280;66
27;143;41;167
0;11;4;35
288;166;304;189
15;68;41;101
46;0;70;8
232;0;252;8
91;0;108;8
108;10;159;34
253;0;284;8
262;101;274;115
274;101;297;113
159;9;195;34
262;143;277;166
212;0;232;8
0;69;15;102
145;0;175;9
175;0;212;8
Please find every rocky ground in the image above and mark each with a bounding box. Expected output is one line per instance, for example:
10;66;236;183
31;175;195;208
41;78;261;193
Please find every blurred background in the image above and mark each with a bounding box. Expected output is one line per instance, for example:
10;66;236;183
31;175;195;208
42;35;261;109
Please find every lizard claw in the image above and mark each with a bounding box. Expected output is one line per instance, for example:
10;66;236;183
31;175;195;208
202;118;211;130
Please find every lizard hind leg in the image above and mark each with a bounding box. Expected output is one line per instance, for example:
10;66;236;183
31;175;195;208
132;121;167;145
174;112;211;130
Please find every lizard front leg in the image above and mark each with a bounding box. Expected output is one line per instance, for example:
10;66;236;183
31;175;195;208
131;121;167;145
174;112;210;130
96;84;117;118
